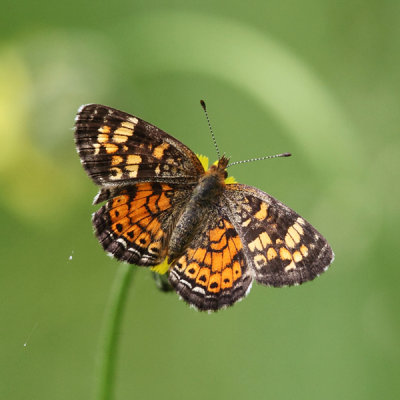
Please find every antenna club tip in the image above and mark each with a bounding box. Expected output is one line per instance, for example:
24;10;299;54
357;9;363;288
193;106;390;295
283;152;291;157
200;99;206;110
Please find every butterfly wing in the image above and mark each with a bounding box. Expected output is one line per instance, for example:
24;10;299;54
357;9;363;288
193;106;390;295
223;184;334;287
168;206;253;311
93;182;192;265
75;104;204;263
74;104;204;188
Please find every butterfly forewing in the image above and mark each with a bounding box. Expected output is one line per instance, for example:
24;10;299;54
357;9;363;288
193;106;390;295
75;104;204;186
224;184;334;287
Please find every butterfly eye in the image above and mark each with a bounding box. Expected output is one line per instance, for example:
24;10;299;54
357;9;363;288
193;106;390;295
224;171;228;179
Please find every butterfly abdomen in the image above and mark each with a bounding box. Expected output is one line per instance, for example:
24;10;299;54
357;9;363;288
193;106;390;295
167;165;226;262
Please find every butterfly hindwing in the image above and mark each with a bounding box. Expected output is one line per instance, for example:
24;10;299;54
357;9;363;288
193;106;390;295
224;184;334;287
168;206;253;311
93;182;192;266
75;104;204;186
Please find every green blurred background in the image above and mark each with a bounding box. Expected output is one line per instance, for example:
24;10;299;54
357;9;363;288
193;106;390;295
1;1;399;399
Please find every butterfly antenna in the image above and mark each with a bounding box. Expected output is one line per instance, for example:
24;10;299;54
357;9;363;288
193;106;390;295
200;100;221;159
227;152;291;168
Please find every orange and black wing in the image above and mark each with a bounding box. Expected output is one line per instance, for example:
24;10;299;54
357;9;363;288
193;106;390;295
93;182;192;266
74;104;204;188
223;184;334;287
168;207;253;311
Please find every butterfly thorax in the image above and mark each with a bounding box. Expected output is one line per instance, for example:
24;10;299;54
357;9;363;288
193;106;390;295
192;157;228;203
167;157;229;262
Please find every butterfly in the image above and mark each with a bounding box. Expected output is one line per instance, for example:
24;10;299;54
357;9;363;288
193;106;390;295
74;103;334;311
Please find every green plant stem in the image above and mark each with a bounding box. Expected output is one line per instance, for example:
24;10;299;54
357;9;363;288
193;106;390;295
94;263;135;400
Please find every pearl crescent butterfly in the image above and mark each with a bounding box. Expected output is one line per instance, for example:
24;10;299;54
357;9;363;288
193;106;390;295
74;103;334;311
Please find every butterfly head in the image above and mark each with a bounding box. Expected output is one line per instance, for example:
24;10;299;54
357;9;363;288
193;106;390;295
217;155;229;170
207;155;229;181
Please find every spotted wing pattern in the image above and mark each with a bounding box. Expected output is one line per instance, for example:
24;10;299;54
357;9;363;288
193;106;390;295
75;104;204;186
224;184;334;287
168;207;253;311
93;182;191;265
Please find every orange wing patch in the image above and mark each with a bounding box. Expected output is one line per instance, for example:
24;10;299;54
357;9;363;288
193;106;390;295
94;120;136;156
109;183;172;249
175;222;243;290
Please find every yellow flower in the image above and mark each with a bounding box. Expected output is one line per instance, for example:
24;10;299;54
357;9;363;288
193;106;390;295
150;258;170;274
197;154;209;171
150;154;236;275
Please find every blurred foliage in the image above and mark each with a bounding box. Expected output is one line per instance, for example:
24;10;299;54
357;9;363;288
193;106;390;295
1;1;399;400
